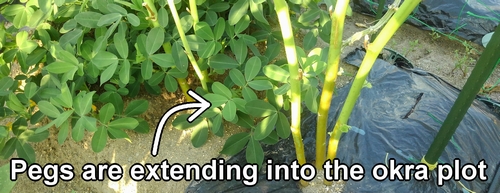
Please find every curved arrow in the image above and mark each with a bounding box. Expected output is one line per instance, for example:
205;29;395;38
151;89;211;157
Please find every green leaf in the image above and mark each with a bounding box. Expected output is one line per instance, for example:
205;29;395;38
304;30;317;50
265;43;280;61
81;116;98;132
100;62;118;86
222;100;236;121
99;103;115;123
59;28;83;47
228;0;249;25
276;112;290;138
58;120;70;144
211;114;223;134
0;138;18;159
212;82;232;99
263;64;290;82
209;54;239;70
205;10;218;26
56;84;73;108
1;4;23;17
261;130;279;145
13;6;33;29
119;59;130;84
18;130;49;143
204;93;229;107
220;132;250;155
209;3;230;12
305;88;319;113
126;13;140;26
172;43;188;72
298;7;321;24
92;126;108;152
242;86;257;101
24;82;38;99
45;61;77;74
254;113;277;140
229;69;246;87
195;22;214;40
109;117;139;130
37;100;60;118
146;27;165;55
72;117;86;142
0;163;17;192
248;80;273;91
16;31;37;53
107;4;128;15
141;60;153;80
74;91;95;116
149;54;175;68
0;127;7;138
133;118;150;133
234;15;251;34
114;33;128;58
92;51;118;69
231;39;247;64
75;11;103;28
198;40;216;58
25;130;50;143
26;48;47;66
125;100;149;116
249;0;268;25
246;138;264;167
107;127;130;140
214;18;225;40
157;7;169;28
274;83;290;95
191;120;209;147
16;142;36;164
244;56;261;81
172;114;204;130
164;75;178;92
52;110;73;128
246;99;276;117
0;77;14;96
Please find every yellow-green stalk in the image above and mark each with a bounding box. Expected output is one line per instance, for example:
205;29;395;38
273;0;307;180
326;0;422;160
315;0;351;170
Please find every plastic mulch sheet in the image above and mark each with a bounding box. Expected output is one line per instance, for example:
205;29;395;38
352;0;500;45
186;48;500;193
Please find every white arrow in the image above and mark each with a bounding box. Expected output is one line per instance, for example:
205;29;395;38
150;89;211;157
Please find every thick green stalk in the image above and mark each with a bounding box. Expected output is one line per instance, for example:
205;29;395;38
326;0;421;160
167;0;208;91
273;0;306;168
422;25;500;170
315;0;350;170
189;0;199;25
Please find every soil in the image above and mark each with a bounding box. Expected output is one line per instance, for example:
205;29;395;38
2;12;499;193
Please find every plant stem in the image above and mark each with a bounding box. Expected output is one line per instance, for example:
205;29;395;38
422;25;500;170
273;0;307;179
326;0;421;160
189;0;199;25
167;0;208;92
315;0;350;170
